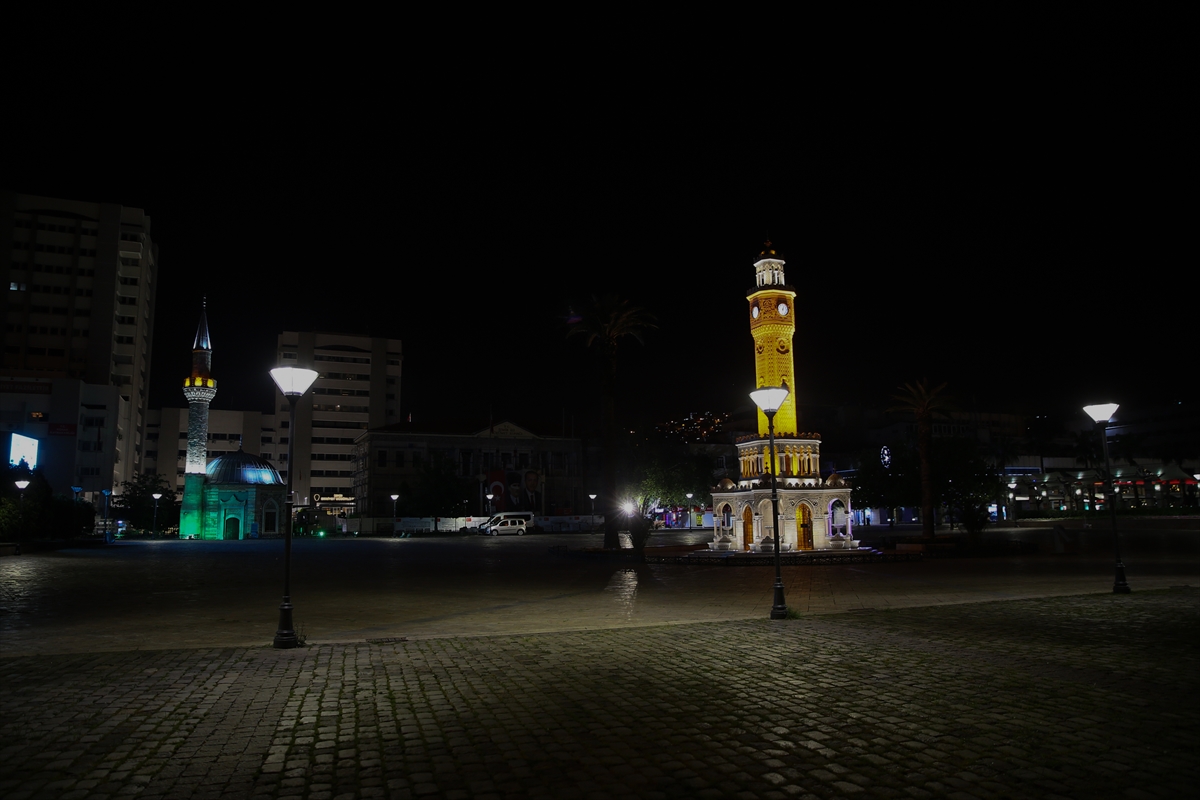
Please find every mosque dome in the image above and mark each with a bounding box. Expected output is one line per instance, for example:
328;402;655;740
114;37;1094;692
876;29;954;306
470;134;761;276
206;449;283;485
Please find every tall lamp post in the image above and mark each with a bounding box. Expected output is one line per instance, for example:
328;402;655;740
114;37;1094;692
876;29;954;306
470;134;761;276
751;385;790;620
686;493;693;530
1083;403;1130;594
391;493;399;535
270;366;320;648
589;494;597;531
14;480;29;541
152;492;162;537
101;488;112;543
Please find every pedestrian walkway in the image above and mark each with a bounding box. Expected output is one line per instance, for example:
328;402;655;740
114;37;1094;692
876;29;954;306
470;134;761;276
1;589;1196;799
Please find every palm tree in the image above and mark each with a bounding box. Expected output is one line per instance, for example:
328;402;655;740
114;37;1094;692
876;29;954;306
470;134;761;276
889;380;952;539
568;295;657;549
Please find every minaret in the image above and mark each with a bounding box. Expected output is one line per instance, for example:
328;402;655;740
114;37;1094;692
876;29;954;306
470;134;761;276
747;241;798;436
179;302;217;539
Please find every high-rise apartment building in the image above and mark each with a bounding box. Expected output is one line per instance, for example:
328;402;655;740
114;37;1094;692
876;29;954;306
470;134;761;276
1;192;158;491
276;332;402;510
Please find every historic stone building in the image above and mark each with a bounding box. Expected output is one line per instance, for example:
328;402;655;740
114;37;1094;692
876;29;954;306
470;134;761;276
710;244;853;551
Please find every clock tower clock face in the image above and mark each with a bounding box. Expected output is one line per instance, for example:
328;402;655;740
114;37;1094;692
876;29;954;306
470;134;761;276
880;446;892;468
778;302;789;316
751;305;760;319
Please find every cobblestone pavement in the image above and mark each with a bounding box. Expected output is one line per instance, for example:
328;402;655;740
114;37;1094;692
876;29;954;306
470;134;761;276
1;589;1196;799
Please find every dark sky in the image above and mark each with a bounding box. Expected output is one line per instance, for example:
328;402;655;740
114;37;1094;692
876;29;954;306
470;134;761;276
8;82;1189;438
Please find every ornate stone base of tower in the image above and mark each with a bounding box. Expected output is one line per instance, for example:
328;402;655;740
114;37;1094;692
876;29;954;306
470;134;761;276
710;436;853;552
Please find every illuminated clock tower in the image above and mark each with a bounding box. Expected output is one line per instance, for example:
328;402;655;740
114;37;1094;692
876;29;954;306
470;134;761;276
179;302;216;539
747;241;798;436
709;242;853;555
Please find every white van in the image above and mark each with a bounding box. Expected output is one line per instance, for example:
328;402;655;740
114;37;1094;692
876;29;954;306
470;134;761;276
480;512;534;535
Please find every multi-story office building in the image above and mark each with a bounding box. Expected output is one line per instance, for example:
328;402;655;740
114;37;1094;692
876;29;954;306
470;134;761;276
1;192;158;493
144;408;283;494
276;332;402;511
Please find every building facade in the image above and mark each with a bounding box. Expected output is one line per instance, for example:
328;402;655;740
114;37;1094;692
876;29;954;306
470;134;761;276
276;332;402;512
353;420;585;531
144;407;279;493
1;192;158;492
711;244;852;551
0;376;122;502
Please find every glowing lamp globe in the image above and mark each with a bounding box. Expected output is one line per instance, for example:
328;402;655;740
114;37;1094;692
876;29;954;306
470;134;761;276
1083;403;1119;423
750;386;790;415
271;367;319;397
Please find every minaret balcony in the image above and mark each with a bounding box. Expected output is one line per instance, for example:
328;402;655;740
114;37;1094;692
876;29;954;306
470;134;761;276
183;384;217;404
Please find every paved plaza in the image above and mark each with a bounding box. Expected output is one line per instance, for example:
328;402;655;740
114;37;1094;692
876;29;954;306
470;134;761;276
1;528;1198;798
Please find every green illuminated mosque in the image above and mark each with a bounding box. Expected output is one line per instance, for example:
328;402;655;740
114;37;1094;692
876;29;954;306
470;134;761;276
178;305;285;540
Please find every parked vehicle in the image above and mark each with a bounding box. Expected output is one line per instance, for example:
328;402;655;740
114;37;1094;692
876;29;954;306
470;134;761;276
487;517;526;536
479;512;534;535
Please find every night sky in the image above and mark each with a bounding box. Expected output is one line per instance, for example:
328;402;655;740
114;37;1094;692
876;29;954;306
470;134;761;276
8;89;1188;439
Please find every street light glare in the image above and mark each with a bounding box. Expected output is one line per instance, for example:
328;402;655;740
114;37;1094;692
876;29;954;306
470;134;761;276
1083;403;1119;423
270;367;320;397
750;386;790;414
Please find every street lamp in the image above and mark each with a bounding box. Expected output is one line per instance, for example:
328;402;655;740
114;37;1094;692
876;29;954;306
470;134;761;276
14;480;29;540
750;385;790;620
101;488;112;543
686;493;694;530
270;365;320;648
390;493;399;535
1083;403;1130;594
152;492;162;537
589;493;597;531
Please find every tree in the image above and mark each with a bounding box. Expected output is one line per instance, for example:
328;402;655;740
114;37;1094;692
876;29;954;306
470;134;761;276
626;441;713;518
851;444;919;521
932;437;998;539
0;463;94;540
396;453;472;531
889;380;953;539
112;473;180;533
568;294;657;549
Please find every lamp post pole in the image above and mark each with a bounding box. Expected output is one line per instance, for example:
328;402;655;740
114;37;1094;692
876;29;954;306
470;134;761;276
101;489;112;543
589;494;597;531
1083;403;1130;594
391;493;399;536
751;386;790;620
152;493;162;537
271;366;319;649
686;493;693;530
15;480;29;540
